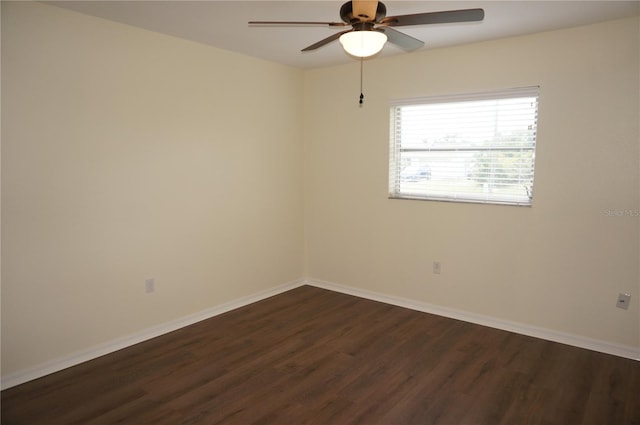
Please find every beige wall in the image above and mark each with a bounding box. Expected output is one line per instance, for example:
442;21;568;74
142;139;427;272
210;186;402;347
1;2;304;375
304;17;640;348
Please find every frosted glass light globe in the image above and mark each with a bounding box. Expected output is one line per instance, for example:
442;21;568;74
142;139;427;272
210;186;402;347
339;31;387;57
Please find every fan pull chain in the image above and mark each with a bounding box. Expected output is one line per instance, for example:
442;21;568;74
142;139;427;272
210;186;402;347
359;57;364;107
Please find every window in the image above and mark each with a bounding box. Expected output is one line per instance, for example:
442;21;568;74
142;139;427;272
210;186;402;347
389;87;539;206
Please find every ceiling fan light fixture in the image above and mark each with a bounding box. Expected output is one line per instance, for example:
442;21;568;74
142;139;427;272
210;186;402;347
339;30;387;57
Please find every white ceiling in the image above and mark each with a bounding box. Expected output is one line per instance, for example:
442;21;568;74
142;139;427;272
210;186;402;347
46;1;640;69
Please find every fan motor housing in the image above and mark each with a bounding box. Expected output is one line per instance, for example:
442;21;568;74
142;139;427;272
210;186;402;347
340;1;387;23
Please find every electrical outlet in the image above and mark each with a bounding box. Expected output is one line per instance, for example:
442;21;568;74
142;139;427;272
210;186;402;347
616;293;630;310
145;278;155;294
433;261;441;275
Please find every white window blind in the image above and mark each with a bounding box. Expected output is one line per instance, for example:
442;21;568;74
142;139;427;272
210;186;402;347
389;87;539;206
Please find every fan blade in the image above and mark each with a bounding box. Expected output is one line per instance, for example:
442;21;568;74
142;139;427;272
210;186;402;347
302;30;352;52
249;21;347;27
378;27;424;51
381;8;484;27
352;0;378;21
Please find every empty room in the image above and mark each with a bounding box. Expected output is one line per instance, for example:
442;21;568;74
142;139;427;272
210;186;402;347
2;1;639;423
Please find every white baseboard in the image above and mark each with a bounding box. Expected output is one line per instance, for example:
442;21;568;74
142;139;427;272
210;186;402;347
1;279;305;390
304;278;640;362
4;277;637;390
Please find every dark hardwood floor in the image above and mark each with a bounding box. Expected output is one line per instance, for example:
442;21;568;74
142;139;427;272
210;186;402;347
2;285;639;424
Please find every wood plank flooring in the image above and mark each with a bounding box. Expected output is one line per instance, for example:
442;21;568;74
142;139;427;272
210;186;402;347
2;285;640;424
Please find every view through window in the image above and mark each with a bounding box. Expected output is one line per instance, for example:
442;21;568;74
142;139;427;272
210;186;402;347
389;87;539;206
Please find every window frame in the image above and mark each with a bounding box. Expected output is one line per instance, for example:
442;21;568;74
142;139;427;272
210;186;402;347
389;87;540;207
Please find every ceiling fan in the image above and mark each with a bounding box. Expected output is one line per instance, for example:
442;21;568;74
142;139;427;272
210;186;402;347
249;1;485;58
